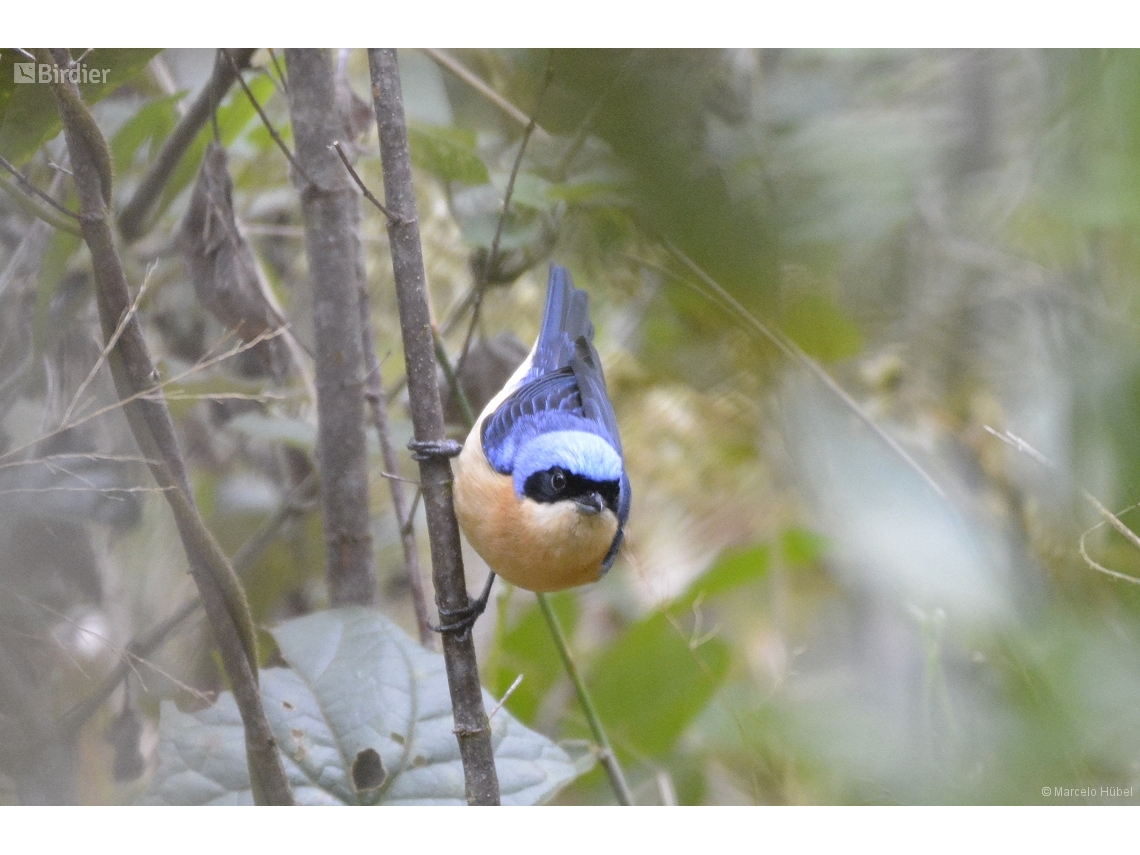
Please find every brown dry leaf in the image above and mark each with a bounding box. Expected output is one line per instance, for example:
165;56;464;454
179;141;291;379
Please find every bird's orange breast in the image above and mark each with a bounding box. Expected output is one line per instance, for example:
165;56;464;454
453;435;618;592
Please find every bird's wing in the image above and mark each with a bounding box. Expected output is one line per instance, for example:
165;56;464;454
570;336;622;455
481;368;585;473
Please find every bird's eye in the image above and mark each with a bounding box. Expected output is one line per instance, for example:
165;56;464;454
550;469;567;492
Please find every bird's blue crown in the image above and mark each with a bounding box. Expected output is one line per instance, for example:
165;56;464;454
512;429;623;498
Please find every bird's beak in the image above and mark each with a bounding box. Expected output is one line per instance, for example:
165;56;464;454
575;492;604;515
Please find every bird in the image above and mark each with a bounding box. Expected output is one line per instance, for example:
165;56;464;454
453;265;631;604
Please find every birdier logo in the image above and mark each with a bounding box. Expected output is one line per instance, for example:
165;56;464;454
13;62;109;84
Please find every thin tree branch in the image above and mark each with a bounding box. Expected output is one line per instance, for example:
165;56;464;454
422;49;551;141
221;49;311;185
456;56;553;375
434;330;475;429
117;48;256;243
268;49;288;92
59;263;155;428
537;594;633;804
0;172;83;236
986;426;1140;586
45;48;293;806
285;49;376;607
369;47;500;806
331;140;399;222
0;154;81;221
361;297;434;647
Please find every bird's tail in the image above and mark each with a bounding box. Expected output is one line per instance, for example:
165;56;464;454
531;265;592;377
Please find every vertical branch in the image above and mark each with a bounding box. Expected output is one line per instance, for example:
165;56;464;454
360;294;435;646
117;48;256;242
285;49;376;607
44;48;292;806
369;47;500;806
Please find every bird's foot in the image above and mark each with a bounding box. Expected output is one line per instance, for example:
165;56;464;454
407;438;463;461
430;573;496;638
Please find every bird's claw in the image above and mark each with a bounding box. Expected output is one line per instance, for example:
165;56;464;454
408;438;463;462
429;573;496;638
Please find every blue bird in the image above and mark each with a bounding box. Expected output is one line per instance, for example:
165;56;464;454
454;265;631;593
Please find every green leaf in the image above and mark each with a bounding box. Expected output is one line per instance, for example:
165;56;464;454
547;163;634;207
0;49;160;166
110;92;182;173
553;546;764;759
143;607;582;805
408;123;489;185
587;611;730;757
780;293;864;362
547;180;627;207
675;542;770;611
458;207;548;251
488;591;578;725
779;527;829;567
493;170;550;211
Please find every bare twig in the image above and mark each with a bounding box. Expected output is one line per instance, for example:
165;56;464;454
0;154;81;221
422;49;551;141
0;327;289;468
286;49;376;607
487;674;524;721
59;264;156;427
361;288;434;646
985;426;1140;586
456;56;554;376
268;49;288;92
434;331;475;429
331;140;399;222
117;48;256;243
0;172;83;237
369;47;500;806
45;48;293;806
222;49;311;185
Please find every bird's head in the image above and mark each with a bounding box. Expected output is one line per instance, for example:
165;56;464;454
512;430;624;519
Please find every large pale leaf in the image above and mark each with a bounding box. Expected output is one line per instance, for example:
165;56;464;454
143;607;583;805
587;611;730;758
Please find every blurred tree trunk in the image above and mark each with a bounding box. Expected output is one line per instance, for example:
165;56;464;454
285;49;376;606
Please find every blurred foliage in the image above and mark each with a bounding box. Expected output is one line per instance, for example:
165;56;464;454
5;48;1140;805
